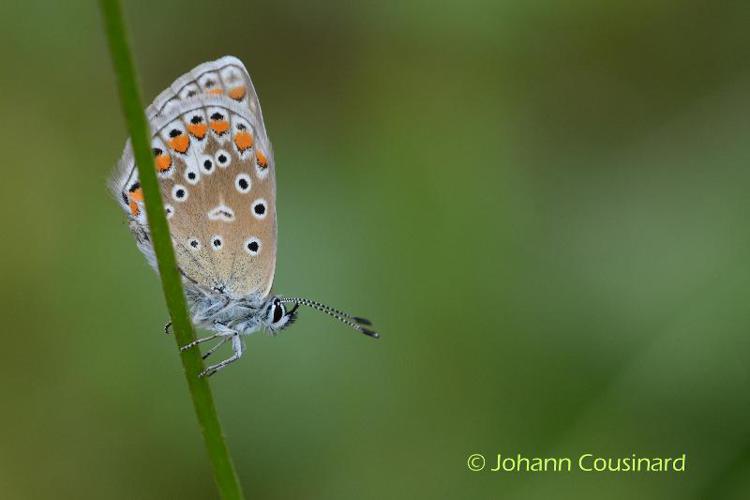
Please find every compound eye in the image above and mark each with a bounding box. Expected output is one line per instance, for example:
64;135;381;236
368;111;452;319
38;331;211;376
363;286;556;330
272;302;285;323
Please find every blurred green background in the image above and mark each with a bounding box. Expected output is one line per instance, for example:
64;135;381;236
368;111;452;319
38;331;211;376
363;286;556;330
1;1;750;498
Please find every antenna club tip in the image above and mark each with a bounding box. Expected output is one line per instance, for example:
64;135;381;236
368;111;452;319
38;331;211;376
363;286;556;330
361;328;380;339
352;316;373;326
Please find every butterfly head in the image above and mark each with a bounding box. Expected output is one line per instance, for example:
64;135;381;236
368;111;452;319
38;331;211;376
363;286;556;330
262;296;299;334
262;295;379;339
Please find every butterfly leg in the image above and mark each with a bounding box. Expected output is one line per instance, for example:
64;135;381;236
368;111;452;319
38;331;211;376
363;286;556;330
201;336;230;360
200;335;243;377
180;333;221;352
164;321;172;335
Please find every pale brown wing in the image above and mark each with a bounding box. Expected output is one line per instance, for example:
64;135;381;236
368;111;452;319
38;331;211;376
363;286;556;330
111;95;277;300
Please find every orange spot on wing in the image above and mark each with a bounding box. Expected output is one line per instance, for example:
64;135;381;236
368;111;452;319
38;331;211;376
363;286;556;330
155;153;172;172
207;88;224;95
228;85;246;101
210;120;230;135
128;188;144;216
256;149;268;169
187;123;207;139
169;134;190;153
234;131;254;152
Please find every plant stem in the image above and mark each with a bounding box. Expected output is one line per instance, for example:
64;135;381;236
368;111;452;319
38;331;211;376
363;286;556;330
99;2;245;498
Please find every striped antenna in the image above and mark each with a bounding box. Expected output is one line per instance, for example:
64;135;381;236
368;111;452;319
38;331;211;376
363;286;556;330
278;297;379;338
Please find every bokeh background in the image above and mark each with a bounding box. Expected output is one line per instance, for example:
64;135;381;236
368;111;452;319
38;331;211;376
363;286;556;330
1;1;749;498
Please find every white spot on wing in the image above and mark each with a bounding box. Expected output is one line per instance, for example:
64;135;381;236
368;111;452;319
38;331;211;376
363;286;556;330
208;204;235;222
215;149;231;168
244;237;261;256
199;155;215;175
235;173;252;193
187;237;201;252
184;165;200;185
210;235;224;251
172;184;188;202
251;198;268;219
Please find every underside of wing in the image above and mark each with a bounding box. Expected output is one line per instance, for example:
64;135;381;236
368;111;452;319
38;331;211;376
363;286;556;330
109;58;277;301
148;55;269;142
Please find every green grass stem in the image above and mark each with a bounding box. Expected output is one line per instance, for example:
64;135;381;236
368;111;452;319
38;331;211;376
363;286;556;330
99;1;245;498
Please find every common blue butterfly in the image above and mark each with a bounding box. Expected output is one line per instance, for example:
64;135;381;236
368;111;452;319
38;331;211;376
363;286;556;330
110;56;378;376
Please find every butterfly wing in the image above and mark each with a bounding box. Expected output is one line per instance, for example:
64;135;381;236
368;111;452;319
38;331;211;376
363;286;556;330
110;57;277;301
146;56;269;142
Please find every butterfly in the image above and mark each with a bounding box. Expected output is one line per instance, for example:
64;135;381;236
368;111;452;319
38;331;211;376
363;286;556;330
110;56;378;377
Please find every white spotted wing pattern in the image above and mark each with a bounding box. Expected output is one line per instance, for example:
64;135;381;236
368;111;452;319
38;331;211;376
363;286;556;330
110;56;276;299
